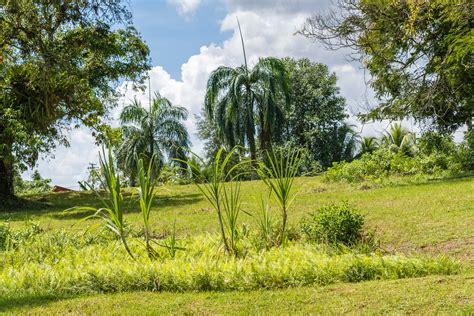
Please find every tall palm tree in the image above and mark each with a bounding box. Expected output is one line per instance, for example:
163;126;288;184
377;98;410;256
205;57;290;161
381;123;415;156
205;22;291;161
117;92;190;185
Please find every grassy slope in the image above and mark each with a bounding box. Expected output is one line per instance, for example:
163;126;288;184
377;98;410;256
6;275;473;314
1;176;473;314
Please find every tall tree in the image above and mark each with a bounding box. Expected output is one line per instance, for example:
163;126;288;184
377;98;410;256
300;0;473;132
281;58;353;168
205;57;291;161
117;92;190;184
0;0;150;198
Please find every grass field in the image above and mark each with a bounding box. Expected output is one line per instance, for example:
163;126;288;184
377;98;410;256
1;176;473;314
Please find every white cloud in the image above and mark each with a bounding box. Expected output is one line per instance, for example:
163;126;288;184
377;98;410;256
167;0;202;17
27;2;391;187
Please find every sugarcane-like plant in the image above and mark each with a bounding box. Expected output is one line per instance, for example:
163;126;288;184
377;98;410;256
258;148;302;245
70;146;134;259
136;154;159;259
177;146;249;255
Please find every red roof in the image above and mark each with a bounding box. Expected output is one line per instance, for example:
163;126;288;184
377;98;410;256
52;185;72;193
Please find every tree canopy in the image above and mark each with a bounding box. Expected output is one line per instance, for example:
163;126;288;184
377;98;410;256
117;93;190;185
0;0;150;197
205;57;291;161
281;58;355;168
300;0;473;132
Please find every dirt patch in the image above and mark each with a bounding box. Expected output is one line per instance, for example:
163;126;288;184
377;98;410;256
386;237;474;262
312;187;327;193
420;237;474;260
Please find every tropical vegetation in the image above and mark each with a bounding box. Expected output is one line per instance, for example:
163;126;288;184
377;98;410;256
0;0;473;313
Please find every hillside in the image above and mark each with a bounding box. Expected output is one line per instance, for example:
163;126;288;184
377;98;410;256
1;176;473;313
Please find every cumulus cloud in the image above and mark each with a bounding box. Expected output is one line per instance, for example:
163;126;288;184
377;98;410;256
167;0;202;17
30;2;383;187
225;0;330;14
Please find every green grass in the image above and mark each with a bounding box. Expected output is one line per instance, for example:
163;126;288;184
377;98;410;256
4;275;473;314
1;176;473;313
2;176;473;260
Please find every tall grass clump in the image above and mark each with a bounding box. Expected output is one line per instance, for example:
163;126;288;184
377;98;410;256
136;154;159;259
255;191;273;249
68;146;134;259
177;147;250;255
258;148;302;244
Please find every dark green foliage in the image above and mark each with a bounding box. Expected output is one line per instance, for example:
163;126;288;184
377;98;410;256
281;58;356;168
301;202;364;245
326;128;473;183
0;0;150;197
359;137;379;156
300;0;473;132
205;57;291;161
456;130;474;171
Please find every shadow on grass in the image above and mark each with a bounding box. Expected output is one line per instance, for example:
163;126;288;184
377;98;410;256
0;190;203;222
0;294;69;312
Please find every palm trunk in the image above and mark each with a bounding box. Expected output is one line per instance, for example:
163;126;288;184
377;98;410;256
246;92;257;167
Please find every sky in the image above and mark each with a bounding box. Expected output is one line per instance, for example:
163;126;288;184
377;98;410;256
23;0;436;188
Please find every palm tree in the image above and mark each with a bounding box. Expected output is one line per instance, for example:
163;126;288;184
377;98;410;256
359;136;379;156
117;92;190;185
381;123;415;156
205;57;290;161
205;22;290;162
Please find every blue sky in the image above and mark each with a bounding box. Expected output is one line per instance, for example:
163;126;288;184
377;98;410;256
28;0;429;188
130;1;231;79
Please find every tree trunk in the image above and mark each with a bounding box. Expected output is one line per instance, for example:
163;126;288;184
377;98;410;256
259;111;270;154
0;150;14;199
0;122;15;199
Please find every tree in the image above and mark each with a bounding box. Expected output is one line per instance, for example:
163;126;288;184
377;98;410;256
381;123;416;156
0;0;150;198
117;92;190;185
281;58;354;168
359;136;379;156
205;56;291;162
195;110;221;162
300;0;473;132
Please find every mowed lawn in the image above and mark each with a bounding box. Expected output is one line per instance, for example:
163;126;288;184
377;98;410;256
1;176;473;314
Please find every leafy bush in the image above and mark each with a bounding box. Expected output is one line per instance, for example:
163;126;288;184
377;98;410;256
14;170;52;194
300;202;364;245
325;130;473;183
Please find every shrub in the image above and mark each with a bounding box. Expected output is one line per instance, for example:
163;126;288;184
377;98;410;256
300;202;364;245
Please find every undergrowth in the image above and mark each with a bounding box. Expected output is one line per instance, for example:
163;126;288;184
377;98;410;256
0;230;462;299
